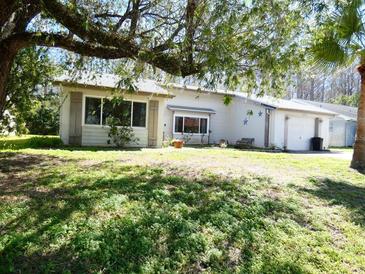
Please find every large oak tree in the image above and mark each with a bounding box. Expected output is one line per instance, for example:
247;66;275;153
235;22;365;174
1;0;306;119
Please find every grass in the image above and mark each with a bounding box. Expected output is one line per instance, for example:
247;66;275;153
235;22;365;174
0;147;364;273
0;135;63;149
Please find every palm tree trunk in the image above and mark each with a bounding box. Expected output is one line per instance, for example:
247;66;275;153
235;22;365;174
351;64;365;172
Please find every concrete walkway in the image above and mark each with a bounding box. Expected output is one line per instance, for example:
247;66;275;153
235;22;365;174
290;150;353;160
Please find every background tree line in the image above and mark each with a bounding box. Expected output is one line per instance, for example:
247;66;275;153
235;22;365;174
289;64;360;107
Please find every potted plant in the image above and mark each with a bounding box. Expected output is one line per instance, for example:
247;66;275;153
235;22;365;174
172;139;184;148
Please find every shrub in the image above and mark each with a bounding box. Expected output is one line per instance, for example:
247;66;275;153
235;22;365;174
0;135;63;149
107;117;139;147
27;136;63;148
25;103;59;135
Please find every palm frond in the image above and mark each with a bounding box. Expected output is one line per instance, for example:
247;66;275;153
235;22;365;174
310;0;364;72
310;31;352;72
336;0;363;42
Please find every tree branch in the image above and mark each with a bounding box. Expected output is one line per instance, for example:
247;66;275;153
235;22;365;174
10;32;135;59
114;0;132;31
40;0;204;76
185;0;199;66
4;31;203;77
41;0;138;51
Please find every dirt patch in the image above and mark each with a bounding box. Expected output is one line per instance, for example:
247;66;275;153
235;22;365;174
78;159;105;167
0;153;67;201
0;153;64;173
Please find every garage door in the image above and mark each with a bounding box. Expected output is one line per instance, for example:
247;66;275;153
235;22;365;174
286;116;315;150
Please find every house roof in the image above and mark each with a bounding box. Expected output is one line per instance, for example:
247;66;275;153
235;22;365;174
168;83;336;116
54;73;172;97
293;99;357;121
167;105;216;114
54;73;336;116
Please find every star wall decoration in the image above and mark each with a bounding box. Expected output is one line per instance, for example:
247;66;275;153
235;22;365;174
243;118;248;125
258;111;263;117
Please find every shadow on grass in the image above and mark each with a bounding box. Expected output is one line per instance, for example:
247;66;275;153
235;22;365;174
302;178;365;226
0;152;64;173
0;153;311;273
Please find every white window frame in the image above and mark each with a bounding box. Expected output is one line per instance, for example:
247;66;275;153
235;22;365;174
82;95;148;129
173;113;209;135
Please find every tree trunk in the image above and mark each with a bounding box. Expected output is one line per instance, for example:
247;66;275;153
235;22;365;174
351;64;365;172
0;42;18;121
310;78;315;101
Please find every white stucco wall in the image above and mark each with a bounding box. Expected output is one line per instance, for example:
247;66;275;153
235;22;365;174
329;118;357;147
329;118;346;147
345;121;357;147
225;97;268;147
163;88;269;146
58;85;167;147
162;88;232;144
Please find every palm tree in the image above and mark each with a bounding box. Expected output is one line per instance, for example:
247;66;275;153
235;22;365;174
311;0;365;172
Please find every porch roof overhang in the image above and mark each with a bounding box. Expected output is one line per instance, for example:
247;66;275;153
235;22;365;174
167;105;216;114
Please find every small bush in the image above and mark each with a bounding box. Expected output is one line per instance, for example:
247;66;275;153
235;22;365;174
27;136;63;148
107;117;139;147
0;135;63;149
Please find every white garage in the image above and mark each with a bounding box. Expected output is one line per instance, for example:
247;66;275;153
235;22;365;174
294;100;358;147
286;116;316;150
255;98;336;151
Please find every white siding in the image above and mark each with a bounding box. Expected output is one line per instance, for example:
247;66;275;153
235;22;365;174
58;85;167;147
82;125;148;147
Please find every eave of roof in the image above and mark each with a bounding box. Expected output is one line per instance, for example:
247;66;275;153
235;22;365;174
167;83;335;115
167;105;216;114
53;73;174;98
293;99;357;120
54;81;175;98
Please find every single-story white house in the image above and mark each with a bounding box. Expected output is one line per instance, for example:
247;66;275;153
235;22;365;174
56;73;336;150
294;99;357;147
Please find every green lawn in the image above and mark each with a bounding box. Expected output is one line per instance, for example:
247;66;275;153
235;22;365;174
0;147;364;273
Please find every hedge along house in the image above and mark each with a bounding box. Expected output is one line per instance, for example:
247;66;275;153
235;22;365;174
57;73;335;150
56;74;173;147
162;84;336;150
